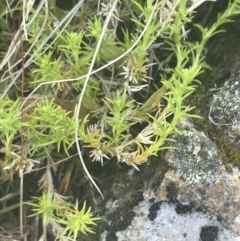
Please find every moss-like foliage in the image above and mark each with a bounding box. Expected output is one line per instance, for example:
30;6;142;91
1;0;240;239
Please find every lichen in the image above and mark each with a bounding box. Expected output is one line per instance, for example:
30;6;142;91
166;120;222;185
183;16;240;168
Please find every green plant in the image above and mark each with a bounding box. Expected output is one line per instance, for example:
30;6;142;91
0;0;240;240
25;191;99;240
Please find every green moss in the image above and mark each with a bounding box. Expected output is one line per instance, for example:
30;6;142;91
195;117;240;166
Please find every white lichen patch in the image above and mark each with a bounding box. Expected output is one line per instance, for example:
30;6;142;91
208;26;240;144
166;119;223;185
209;78;240;126
113;190;239;241
158;168;240;233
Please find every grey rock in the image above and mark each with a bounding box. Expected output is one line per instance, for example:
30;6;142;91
209;18;240;146
165;119;223;185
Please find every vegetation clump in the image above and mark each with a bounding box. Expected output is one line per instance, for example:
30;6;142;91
0;0;240;240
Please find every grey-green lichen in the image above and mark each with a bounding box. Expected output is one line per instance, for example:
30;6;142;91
208;17;240;144
183;16;240;167
166;119;223;185
208;77;240;150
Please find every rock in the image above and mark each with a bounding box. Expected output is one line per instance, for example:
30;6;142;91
209;75;240;146
79;109;240;241
208;17;240;147
97;167;240;241
165;118;223;186
157;169;240;233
